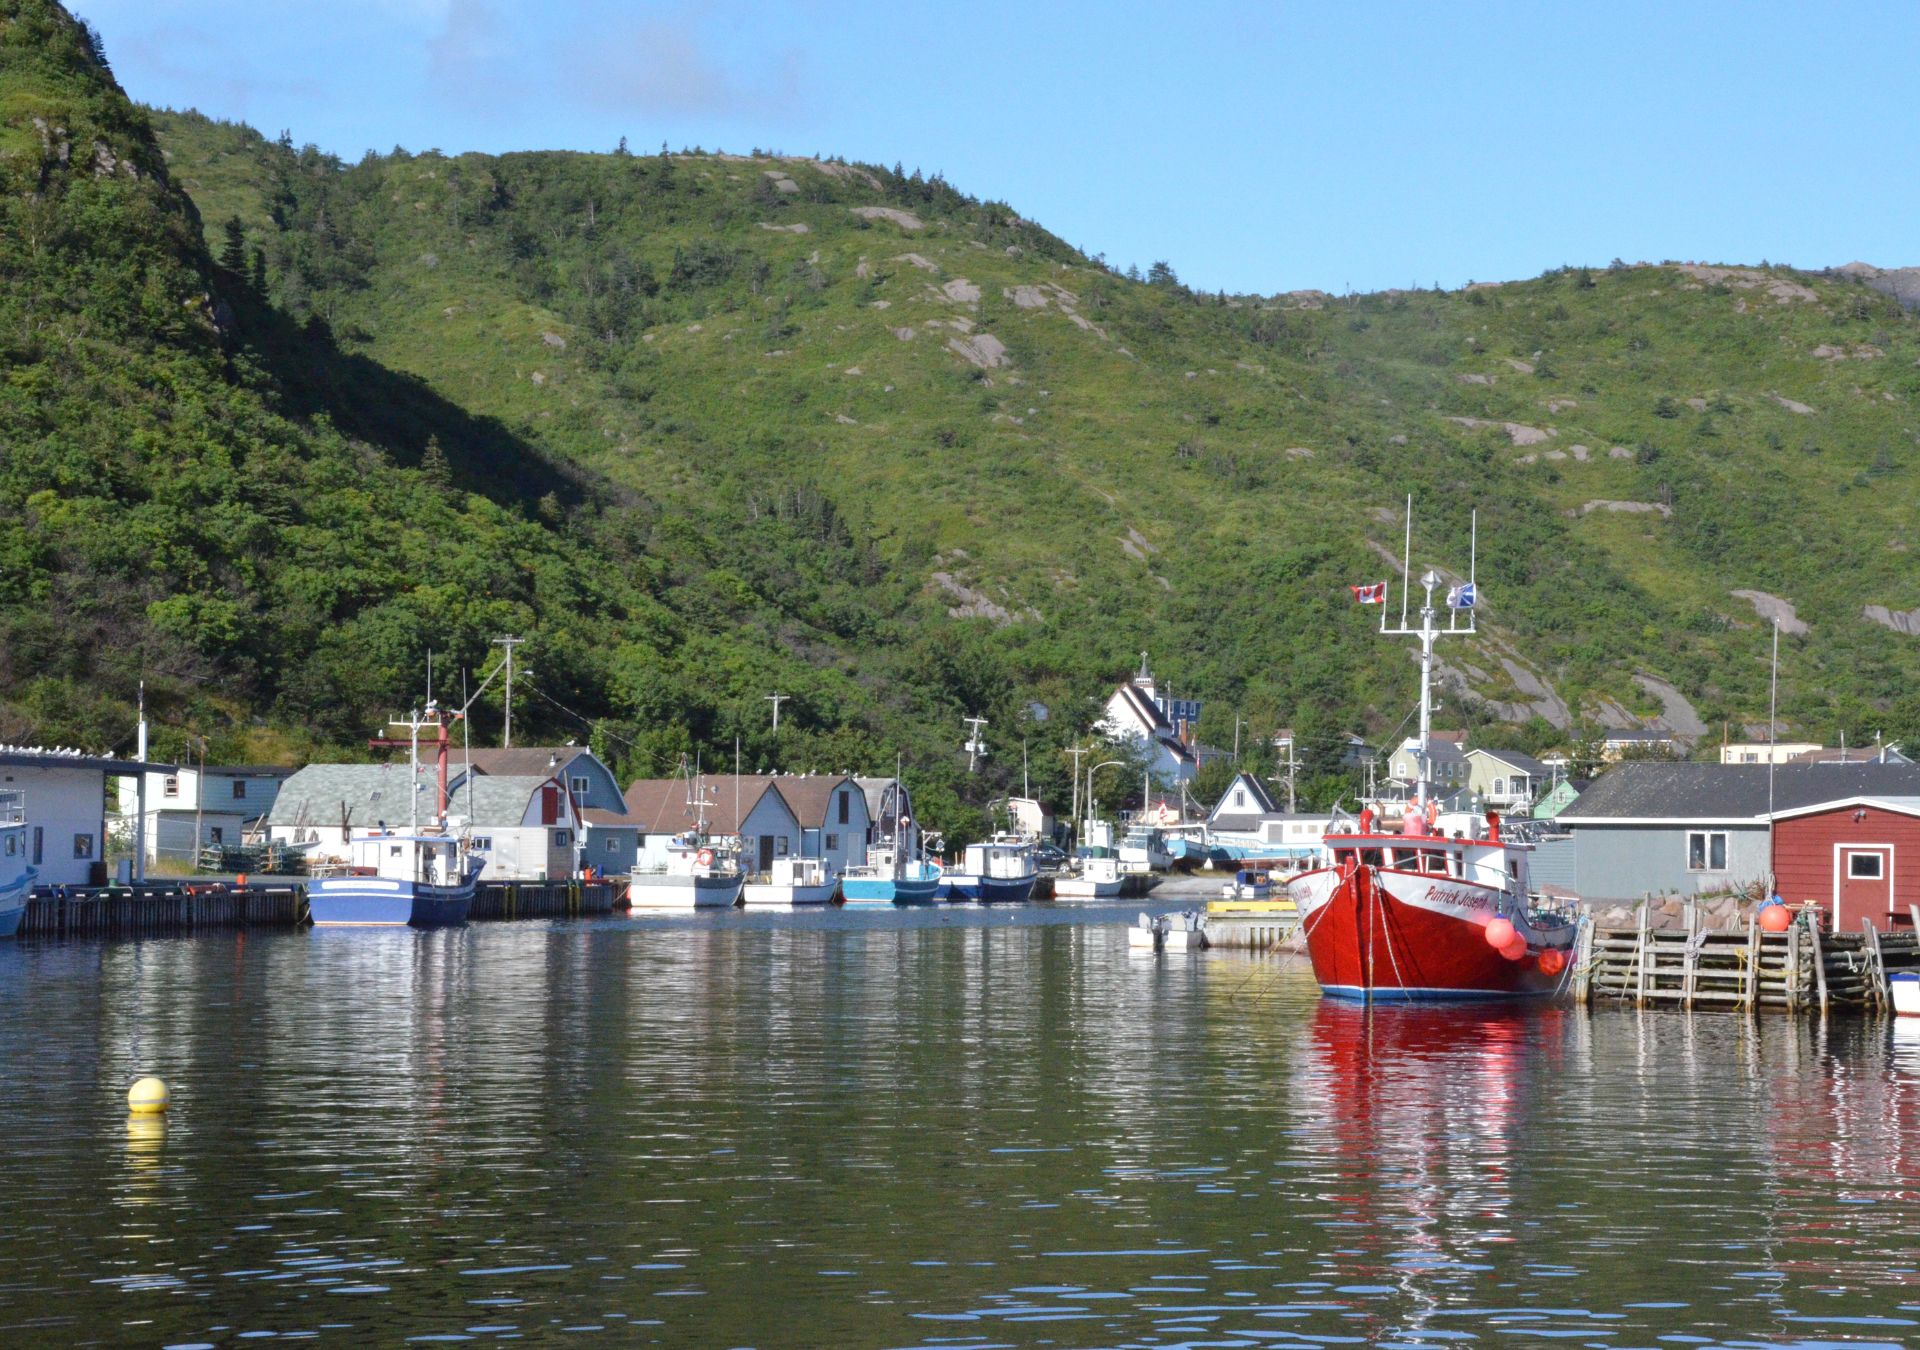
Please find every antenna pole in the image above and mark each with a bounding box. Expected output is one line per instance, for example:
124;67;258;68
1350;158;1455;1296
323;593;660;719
765;691;789;734
1399;493;1413;631
1766;618;1779;891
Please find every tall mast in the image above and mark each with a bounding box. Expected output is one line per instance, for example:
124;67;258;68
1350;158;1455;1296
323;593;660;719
1378;502;1477;806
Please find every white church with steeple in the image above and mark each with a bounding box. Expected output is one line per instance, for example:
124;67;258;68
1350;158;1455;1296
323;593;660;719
1097;653;1199;783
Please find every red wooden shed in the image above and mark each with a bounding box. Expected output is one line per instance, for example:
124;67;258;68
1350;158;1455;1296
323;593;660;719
1770;796;1920;932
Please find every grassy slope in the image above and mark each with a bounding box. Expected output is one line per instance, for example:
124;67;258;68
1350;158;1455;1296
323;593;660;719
149;107;1920;760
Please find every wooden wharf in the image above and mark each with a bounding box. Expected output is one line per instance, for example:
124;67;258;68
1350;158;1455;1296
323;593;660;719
1572;902;1920;1014
18;879;622;939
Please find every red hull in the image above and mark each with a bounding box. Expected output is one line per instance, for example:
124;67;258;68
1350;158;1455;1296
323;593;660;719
1302;865;1570;1000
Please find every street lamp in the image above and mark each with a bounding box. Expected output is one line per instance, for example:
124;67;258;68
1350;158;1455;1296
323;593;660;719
1084;760;1126;849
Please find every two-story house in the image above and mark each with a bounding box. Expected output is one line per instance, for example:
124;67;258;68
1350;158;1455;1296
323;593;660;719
114;764;296;867
1097;654;1198;784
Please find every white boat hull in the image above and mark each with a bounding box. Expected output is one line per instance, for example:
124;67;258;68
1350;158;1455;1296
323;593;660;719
627;873;744;909
740;880;837;907
1053;876;1121;899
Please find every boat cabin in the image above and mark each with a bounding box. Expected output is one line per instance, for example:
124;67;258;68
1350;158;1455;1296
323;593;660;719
345;831;467;886
960;835;1035;880
1323;811;1530;894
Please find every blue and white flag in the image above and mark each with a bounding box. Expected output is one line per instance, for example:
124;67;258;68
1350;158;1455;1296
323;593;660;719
1446;582;1477;609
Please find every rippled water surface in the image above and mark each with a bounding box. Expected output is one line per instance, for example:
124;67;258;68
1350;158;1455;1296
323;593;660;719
3;905;1919;1347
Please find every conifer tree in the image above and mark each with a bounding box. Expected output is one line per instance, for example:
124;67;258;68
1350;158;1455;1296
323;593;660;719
419;435;452;489
219;216;247;275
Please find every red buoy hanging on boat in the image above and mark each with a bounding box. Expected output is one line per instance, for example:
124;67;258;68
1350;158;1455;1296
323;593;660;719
1485;917;1516;949
1539;948;1567;976
1500;937;1528;961
1760;903;1792;933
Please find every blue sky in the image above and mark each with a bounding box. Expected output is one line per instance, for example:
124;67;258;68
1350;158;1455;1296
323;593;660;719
83;1;1920;294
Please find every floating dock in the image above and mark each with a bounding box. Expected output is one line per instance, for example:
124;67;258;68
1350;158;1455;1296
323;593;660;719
18;880;621;939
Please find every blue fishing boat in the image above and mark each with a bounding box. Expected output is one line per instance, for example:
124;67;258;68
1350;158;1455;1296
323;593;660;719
307;704;484;928
307;831;483;927
943;834;1038;902
841;843;943;906
0;790;36;939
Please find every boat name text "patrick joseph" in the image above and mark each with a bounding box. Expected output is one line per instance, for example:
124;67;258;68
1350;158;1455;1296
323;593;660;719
1426;886;1494;910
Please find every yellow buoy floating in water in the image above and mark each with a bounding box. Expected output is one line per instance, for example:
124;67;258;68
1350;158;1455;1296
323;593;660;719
127;1076;170;1114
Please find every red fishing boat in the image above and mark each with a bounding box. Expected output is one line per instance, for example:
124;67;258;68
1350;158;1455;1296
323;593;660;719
1291;508;1577;1001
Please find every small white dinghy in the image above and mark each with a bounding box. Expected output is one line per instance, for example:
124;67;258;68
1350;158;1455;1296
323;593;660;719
1892;971;1920;1017
1127;910;1209;953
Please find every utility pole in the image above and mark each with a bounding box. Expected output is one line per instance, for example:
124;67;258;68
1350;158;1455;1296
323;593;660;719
1233;717;1246;762
963;715;989;773
1282;736;1299;813
491;635;525;748
765;691;790;734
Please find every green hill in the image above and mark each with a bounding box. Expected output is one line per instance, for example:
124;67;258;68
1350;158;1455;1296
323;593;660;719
5;0;1920;833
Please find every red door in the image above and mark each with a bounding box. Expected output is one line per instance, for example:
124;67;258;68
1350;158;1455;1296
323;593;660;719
1836;846;1893;932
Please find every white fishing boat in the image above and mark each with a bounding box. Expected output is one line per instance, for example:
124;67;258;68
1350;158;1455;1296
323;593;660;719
742;855;837;907
628;762;745;909
628;832;744;909
1052;848;1122;899
0;790;36;938
943;833;1039;902
1118;823;1174;874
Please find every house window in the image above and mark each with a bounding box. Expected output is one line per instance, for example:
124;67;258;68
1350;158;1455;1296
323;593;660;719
552;829;572;847
775;836;789;857
570;775;590;798
470;837;493;852
1233;789;1246;809
604;837;618;853
1848;853;1884;880
1687;831;1728;871
231;779;247;799
826;833;840;851
163;776;179;798
208;826;224;845
838;791;849;825
73;833;94;859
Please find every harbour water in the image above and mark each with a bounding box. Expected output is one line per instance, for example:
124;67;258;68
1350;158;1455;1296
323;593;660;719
2;906;1918;1347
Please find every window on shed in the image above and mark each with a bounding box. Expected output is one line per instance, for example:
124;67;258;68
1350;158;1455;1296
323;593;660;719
553;830;572;847
163;776;179;797
570;775;590;798
231;779;247;799
1687;831;1728;871
1848;853;1884;880
838;791;850;825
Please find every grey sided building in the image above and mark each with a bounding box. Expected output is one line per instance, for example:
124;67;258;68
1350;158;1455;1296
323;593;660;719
1554;761;1920;902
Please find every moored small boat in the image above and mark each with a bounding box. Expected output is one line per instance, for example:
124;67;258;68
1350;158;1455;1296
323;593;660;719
742;855;837;907
307;703;483;928
943;834;1038;902
0;790;37;939
628;834;745;909
1053;849;1122;900
841;844;943;906
307;831;482;927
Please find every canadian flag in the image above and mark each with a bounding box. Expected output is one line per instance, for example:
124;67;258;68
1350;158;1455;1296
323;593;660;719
1350;581;1387;604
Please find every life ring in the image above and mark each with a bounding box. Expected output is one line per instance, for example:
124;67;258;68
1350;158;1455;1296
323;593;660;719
696;848;714;867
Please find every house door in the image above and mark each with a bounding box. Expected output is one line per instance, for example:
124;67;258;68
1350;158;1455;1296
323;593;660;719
758;835;775;872
1836;846;1893;932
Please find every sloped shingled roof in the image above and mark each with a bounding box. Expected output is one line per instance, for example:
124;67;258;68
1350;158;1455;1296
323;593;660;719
1561;762;1920;822
270;764;561;830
